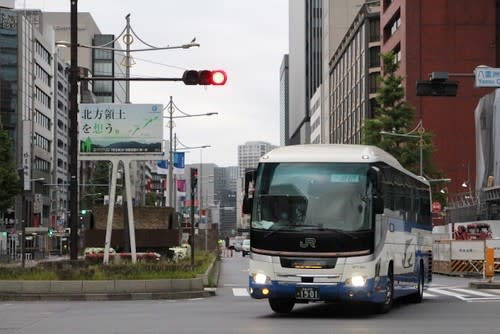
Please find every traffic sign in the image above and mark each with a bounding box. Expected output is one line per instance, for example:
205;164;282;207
474;67;500;87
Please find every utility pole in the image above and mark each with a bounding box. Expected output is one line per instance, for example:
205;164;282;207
69;0;79;260
168;96;174;208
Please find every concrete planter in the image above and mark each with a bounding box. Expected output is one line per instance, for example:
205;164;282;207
0;258;219;300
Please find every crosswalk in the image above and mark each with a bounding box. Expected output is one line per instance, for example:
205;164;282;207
230;286;500;303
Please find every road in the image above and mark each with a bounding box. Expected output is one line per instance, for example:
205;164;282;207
1;254;500;334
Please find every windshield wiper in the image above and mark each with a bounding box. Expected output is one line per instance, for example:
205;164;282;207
262;225;290;239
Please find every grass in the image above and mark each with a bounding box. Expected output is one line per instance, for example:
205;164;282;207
0;251;216;281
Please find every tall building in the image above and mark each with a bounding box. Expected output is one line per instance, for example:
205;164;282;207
279;54;289;146
329;3;380;144
39;12;126;104
289;0;370;145
321;0;368;144
380;0;497;194
214;166;238;237
0;6;71;234
237;141;277;177
237;141;277;229
288;0;323;145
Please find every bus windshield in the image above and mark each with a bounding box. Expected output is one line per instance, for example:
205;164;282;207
251;163;372;232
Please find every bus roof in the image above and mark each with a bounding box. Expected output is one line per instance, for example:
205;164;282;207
259;144;428;185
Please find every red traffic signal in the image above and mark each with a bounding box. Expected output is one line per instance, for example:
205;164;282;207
182;70;227;86
190;168;198;190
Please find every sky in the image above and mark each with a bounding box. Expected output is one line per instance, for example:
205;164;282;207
16;0;289;167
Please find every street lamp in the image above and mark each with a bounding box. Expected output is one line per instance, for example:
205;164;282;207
380;120;425;176
54;41;200;52
163;96;218;208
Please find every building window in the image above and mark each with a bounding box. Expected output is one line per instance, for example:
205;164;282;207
34;109;51;130
35;86;51;108
369;46;381;68
384;10;401;42
369;73;380;94
35;41;51;65
35;63;51;87
369;18;380;43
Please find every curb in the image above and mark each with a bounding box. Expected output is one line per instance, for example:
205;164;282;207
0;259;220;301
469;281;500;289
0;290;214;301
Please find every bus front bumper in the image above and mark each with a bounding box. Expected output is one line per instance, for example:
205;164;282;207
249;277;387;304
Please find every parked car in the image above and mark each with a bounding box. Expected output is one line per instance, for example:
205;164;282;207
242;239;251;257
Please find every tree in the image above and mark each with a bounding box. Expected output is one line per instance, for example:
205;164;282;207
362;51;435;177
362;52;446;205
0;116;19;214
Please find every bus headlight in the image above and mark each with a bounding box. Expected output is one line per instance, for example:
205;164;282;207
253;272;270;285
346;275;367;287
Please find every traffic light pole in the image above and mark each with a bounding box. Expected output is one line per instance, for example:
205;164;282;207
190;170;196;266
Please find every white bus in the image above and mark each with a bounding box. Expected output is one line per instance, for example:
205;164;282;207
242;144;432;314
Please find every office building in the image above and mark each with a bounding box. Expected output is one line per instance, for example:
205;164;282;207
214;166;238;237
237;141;276;229
288;0;323;145
380;0;497;194
329;2;380;144
279;54;289;146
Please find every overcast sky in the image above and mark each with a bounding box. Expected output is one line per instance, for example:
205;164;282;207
16;0;289;167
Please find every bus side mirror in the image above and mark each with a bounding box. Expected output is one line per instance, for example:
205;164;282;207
242;195;253;215
373;196;384;214
368;166;382;193
242;169;256;215
368;166;384;214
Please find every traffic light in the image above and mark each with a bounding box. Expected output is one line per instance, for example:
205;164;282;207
190;168;198;191
80;209;87;215
416;80;458;96
416;72;457;96
48;228;54;237
182;70;227;85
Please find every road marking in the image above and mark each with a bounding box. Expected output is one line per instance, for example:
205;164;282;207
427;288;467;300
453;288;496;297
423;292;438;298
233;288;250;297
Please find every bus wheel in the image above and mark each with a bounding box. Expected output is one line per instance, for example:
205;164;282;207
409;261;424;303
374;265;393;314
269;298;295;314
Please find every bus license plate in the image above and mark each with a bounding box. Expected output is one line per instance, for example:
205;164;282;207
295;287;320;300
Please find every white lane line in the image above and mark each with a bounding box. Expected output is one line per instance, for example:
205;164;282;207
233;288;250;297
453;288;496;297
427;288;467;300
423;292;438;298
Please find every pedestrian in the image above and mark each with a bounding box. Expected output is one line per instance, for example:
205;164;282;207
224;236;230;257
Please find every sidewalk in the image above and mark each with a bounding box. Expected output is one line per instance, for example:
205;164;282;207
469;275;500;289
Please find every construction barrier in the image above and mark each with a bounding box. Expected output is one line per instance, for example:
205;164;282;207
432;239;500;275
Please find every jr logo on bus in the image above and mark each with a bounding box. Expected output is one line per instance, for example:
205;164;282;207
300;238;317;249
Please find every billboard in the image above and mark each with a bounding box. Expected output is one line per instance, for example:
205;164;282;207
79;104;163;154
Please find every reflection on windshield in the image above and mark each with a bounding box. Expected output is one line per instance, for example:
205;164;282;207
251;163;371;232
